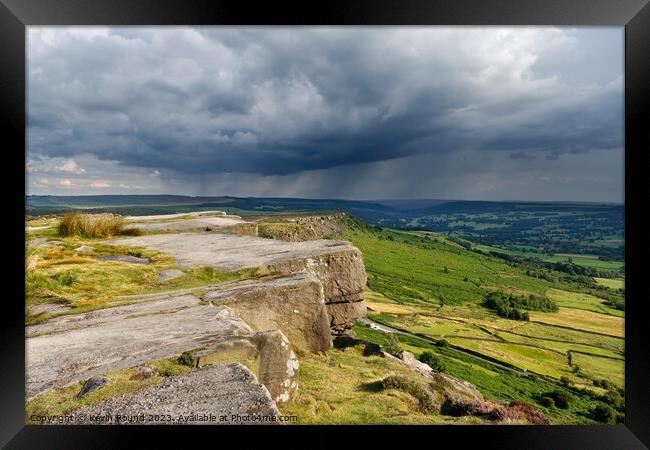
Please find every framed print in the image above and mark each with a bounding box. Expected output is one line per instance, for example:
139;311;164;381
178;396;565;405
2;0;649;448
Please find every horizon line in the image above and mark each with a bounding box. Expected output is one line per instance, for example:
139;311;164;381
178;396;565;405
25;193;625;205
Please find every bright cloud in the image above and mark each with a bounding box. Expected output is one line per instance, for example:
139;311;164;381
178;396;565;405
54;159;85;174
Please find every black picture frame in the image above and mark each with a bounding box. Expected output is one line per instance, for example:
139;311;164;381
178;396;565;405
2;1;648;448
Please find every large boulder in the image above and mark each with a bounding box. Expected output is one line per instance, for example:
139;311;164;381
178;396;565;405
202;273;332;353
266;247;367;305
193;330;299;406
395;351;485;413
265;247;368;336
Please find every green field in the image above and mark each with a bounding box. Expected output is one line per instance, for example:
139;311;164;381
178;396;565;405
546;255;623;271
545;288;624;317
472;242;624;272
594;277;624;290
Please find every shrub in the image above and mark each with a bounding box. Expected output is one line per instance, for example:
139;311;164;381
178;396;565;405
482;291;557;321
590;403;616;424
436;339;449;347
506;400;550;424
418;351;445;372
543;390;574;409
539;396;555;408
177;351;196;367
383;333;402;356
593;379;616;391
601;389;624;411
441;399;485;417
58;213;125;238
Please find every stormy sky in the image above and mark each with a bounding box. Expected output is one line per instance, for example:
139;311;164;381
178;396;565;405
26;27;624;202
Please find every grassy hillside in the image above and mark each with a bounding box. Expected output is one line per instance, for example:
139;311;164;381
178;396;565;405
340;220;625;424
353;324;617;424
341;223;621;308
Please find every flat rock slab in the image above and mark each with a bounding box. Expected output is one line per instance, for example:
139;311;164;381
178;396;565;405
68;363;281;425
29;238;64;249
99;255;150;264
125;211;228;221
158;269;185;282
26;295;253;397
104;232;356;272
123;217;247;232
26;225;53;232
29;303;71;316
103;232;368;334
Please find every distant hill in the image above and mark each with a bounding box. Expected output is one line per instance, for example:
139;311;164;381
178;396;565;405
26;195;623;260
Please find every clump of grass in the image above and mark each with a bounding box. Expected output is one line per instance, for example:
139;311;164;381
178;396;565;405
120;227;142;236
150;358;193;377
25;272;71;304
375;375;438;413
177;351;196;367
58;213;125;238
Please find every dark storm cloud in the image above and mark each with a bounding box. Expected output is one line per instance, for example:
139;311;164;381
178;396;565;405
510;152;536;161
27;27;623;188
